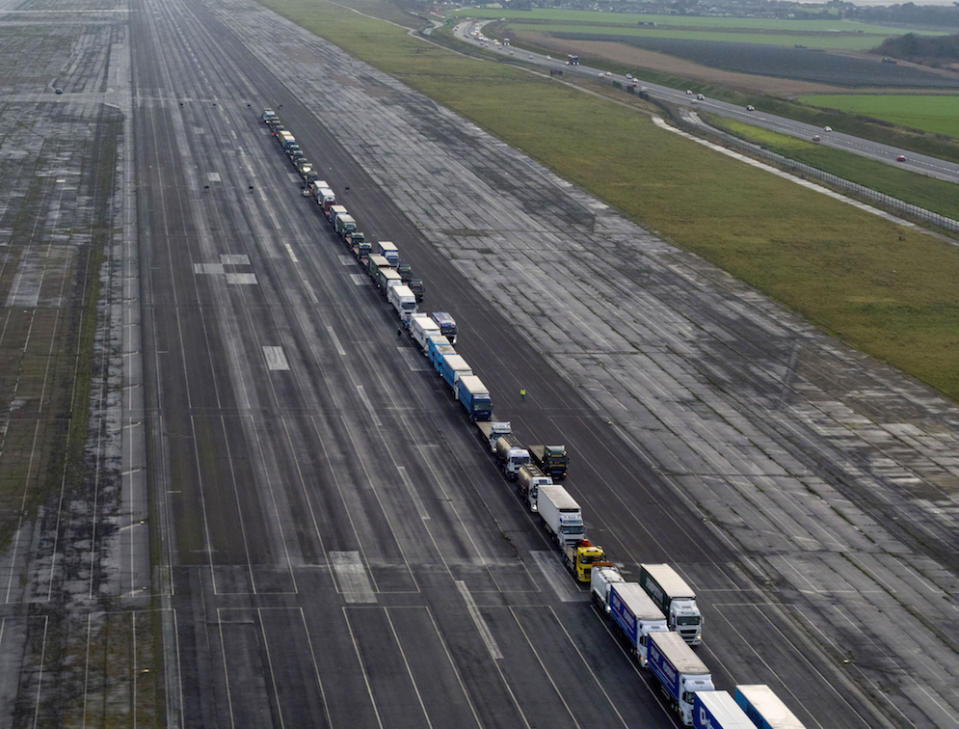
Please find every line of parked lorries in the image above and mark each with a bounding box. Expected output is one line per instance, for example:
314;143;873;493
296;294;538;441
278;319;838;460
260;108;809;729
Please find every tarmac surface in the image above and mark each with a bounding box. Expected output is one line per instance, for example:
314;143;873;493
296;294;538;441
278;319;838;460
0;0;956;727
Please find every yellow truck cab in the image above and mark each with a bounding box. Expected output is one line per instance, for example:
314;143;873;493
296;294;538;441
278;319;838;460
563;539;611;583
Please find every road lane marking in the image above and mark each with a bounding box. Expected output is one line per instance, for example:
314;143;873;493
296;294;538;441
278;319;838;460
456;580;502;660
262;346;290;371
530;550;585;603
331;551;377;603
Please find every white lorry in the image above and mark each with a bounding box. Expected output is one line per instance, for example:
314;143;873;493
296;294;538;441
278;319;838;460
409;313;441;352
476;421;510;453
639;563;703;645
733;685;806;729
494;434;530;481
388;285;417;323
536;485;585;547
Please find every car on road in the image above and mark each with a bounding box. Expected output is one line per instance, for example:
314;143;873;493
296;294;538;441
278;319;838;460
54;88;63;95
812;135;822;142
685;89;693;95
696;93;704;100
626;73;633;79
897;154;907;162
746;104;756;111
823;126;832;132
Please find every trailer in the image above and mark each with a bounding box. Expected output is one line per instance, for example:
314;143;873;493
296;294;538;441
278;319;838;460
606;582;668;665
409;313;442;352
388;284;417;323
437;352;472;393
375;240;399;267
535;484;585;547
456;375;492;422
733;685;805;729
639;564;703;645
517;464;551;511
647;632;714;726
692;691;755;729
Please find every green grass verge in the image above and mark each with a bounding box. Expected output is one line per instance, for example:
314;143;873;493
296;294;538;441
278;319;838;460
706;115;959;220
260;0;959;401
799;93;959;139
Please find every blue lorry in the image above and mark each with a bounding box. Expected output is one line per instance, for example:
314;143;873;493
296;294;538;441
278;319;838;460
456;375;492;421
647;631;714;726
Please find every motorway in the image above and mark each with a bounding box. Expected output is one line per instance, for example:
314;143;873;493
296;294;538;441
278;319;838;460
452;19;959;182
0;0;957;727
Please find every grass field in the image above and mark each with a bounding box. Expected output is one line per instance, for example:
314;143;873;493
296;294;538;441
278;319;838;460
799;93;959;138
707;115;959;218
260;0;959;401
453;8;946;36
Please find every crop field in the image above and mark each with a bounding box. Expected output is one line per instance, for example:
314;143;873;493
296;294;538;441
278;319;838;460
799;93;959;137
521;24;887;50
260;0;959;400
544;33;959;87
454;8;946;36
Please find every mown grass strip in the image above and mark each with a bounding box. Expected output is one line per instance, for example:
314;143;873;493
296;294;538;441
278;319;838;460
260;0;959;401
706;114;959;220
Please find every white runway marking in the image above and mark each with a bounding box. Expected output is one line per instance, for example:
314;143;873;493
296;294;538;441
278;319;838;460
331;552;377;603
530;551;584;602
456;581;502;660
220;254;249;265
262;346;289;371
193;262;224;274
225;273;257;285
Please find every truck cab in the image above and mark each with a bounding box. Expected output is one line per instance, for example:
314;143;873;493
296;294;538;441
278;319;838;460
430;312;456;344
408;278;424;302
562;539;609;583
517;464;551;511
494;434;530;480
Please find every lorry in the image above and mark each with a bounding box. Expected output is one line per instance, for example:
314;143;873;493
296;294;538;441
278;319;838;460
262;108;278;123
430;312;457;344
349;232;370;262
456;375;492;422
591;565;625;612
639;564;703;645
692;691;755;729
604;582;668;665
408;314;440;351
308;179;330;197
562;538;609;584
276;130;295;149
334;214;356;241
367;254;390;277
535;484;585;547
396;262;412;283
316;188;336;213
373;266;402;294
516;464;551;511
388;285;417;323
375;240;399;267
408;278;425;302
733;685;805;729
493;434;530;480
647;631;714;726
437;353;472;393
476;421;510;453
529;444;568;481
327;204;348;226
